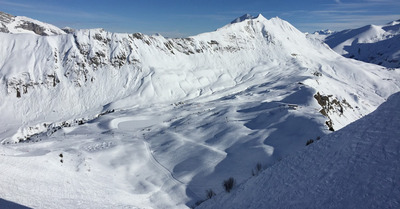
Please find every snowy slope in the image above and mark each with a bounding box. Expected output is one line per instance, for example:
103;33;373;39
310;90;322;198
197;91;400;209
324;20;400;68
0;14;399;209
0;11;65;35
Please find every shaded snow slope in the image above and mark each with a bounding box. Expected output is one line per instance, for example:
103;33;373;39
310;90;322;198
198;91;400;209
0;11;65;36
324;20;400;68
0;14;400;209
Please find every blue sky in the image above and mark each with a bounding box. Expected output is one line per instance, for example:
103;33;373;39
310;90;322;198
1;0;399;37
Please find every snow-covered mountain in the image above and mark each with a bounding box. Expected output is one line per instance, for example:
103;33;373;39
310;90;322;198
313;29;336;35
1;13;398;143
0;11;65;35
197;91;400;209
0;13;399;208
306;29;336;41
323;20;400;68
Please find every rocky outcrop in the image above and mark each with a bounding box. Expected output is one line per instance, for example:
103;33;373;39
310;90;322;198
314;92;353;131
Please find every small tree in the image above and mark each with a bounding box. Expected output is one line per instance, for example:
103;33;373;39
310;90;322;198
252;162;263;176
223;177;235;193
206;189;216;199
256;162;262;172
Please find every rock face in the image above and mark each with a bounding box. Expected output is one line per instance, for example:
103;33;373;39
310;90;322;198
15;21;47;35
0;11;13;33
0;11;14;23
314;92;353;131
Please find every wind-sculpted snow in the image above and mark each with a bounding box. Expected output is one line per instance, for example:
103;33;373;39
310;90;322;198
0;14;399;208
197;91;400;209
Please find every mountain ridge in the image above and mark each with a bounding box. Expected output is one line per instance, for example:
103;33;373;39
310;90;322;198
0;11;65;35
1;12;398;147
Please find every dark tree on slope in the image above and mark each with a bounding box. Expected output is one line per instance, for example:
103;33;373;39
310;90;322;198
252;162;263;176
206;189;216;199
223;177;236;193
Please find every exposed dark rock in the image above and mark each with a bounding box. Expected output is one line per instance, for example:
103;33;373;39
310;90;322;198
15;21;47;36
0;11;15;24
62;27;75;34
314;92;352;131
0;23;9;33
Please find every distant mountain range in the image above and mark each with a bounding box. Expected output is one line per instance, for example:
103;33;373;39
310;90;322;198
309;20;400;68
312;29;336;35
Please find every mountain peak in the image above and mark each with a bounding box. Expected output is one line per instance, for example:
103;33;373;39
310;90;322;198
231;14;255;24
255;14;266;20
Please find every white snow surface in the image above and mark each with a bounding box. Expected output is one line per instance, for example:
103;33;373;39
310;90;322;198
0;13;400;208
197;91;400;209
323;19;400;68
